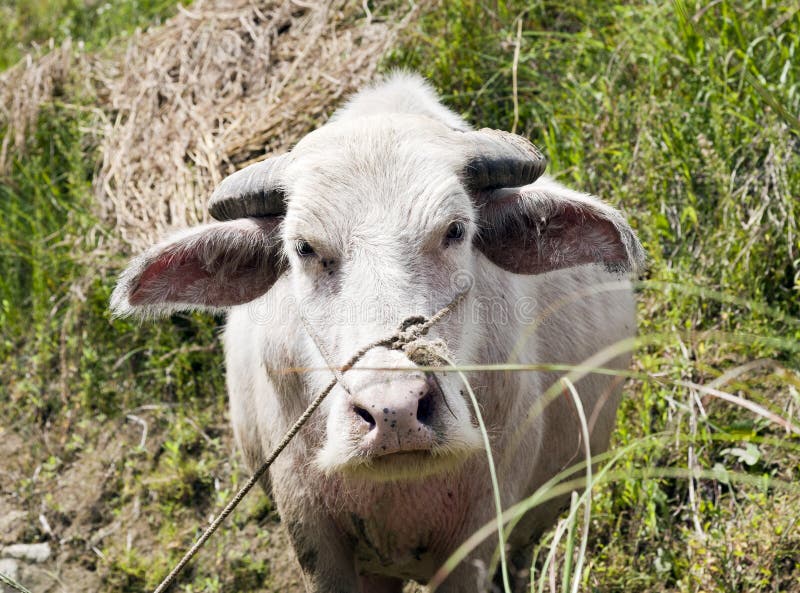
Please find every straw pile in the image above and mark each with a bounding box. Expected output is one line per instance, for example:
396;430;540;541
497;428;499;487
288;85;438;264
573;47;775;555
1;0;419;250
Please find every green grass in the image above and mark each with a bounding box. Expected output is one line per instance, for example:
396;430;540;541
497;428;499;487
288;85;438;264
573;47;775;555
0;0;187;70
388;1;799;590
1;0;799;592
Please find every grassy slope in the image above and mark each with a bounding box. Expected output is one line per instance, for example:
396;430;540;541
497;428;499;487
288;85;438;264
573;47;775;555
388;1;800;590
1;0;798;592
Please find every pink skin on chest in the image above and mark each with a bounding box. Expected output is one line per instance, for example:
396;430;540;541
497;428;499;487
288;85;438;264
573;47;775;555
322;463;485;580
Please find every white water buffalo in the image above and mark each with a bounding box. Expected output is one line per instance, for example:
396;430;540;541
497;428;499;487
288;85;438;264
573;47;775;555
112;73;643;592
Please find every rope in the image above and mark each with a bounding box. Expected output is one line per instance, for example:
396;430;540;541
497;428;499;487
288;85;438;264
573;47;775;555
152;289;467;593
299;314;354;396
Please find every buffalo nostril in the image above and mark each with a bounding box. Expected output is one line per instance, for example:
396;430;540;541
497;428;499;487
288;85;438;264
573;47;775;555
416;391;435;425
353;405;376;429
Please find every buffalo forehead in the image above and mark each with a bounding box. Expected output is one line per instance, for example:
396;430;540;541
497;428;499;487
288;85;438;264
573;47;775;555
283;117;472;241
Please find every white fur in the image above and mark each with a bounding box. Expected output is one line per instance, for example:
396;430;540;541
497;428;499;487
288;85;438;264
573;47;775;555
330;70;472;132
113;72;643;592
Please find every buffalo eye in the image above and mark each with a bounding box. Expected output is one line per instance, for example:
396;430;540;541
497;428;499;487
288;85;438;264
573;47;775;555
295;239;316;257
444;221;466;245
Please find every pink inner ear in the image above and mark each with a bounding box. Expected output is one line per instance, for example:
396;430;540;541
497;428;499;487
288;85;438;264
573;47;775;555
127;218;284;309
479;201;630;275
130;251;210;306
130;247;278;308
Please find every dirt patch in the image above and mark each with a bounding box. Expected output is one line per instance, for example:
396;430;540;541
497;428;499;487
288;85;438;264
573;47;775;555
0;412;307;593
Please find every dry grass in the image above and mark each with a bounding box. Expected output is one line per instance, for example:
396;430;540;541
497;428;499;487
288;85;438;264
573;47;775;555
1;0;419;252
93;0;419;250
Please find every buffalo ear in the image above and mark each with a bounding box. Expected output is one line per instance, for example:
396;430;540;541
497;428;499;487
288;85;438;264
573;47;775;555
475;178;644;275
111;218;285;319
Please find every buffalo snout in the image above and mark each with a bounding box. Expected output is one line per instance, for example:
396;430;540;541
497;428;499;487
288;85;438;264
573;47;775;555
349;372;444;457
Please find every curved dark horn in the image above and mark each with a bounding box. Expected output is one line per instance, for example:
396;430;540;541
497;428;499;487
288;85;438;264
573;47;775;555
209;154;289;221
461;128;546;193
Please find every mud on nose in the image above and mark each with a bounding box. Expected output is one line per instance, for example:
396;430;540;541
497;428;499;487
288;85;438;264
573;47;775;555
350;373;443;456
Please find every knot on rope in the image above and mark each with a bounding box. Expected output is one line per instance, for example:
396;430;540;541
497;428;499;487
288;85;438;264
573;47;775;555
392;314;429;346
403;338;451;368
391;314;454;368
